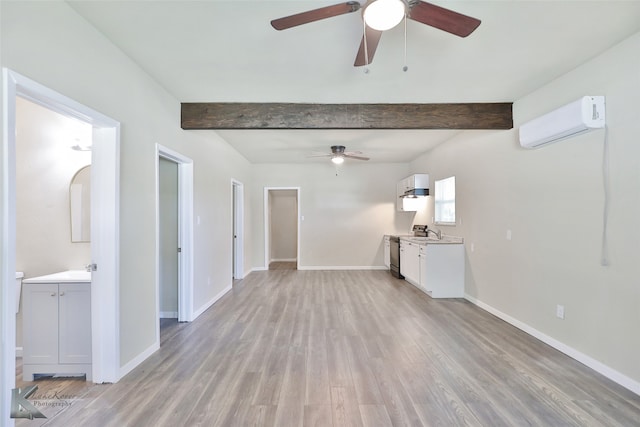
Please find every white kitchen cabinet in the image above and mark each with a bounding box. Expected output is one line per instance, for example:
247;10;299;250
22;282;92;380
384;236;391;268
419;243;465;298
396;174;429;211
400;240;420;286
419;245;428;291
400;174;429;194
396;181;409;211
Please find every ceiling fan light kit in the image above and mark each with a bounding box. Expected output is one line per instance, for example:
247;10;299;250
270;0;481;68
363;0;406;31
310;145;370;164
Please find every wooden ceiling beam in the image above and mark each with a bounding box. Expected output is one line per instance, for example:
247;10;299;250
181;102;513;130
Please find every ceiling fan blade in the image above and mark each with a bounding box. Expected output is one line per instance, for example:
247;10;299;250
344;154;370;161
344;151;364;156
271;1;361;30
307;154;332;158
408;1;480;37
354;27;383;66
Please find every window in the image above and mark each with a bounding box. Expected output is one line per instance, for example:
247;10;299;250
434;176;456;225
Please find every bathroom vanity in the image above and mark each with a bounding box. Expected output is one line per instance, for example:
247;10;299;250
21;270;91;381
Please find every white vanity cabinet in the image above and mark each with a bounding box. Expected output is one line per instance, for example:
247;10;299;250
384;236;391;268
400;240;420;286
22;279;91;381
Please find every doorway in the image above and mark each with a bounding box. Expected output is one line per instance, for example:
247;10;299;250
158;158;179;328
264;187;300;270
2;69;120;418
155;144;194;342
232;180;244;280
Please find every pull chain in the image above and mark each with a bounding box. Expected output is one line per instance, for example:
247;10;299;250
363;20;370;74
403;15;408;72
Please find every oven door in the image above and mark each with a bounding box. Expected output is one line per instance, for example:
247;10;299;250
389;236;404;279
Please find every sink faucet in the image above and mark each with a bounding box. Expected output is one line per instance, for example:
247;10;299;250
426;228;442;240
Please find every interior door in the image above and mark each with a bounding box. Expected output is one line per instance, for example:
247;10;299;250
159;157;179;319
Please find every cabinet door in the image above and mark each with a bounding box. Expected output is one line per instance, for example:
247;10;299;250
419;246;429;291
384;238;391;268
23;283;59;365
403;243;420;285
58;284;92;364
396;181;405;211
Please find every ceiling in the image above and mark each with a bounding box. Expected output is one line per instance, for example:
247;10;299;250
68;1;640;164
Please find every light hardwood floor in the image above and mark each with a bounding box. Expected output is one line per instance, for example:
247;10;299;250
16;270;640;426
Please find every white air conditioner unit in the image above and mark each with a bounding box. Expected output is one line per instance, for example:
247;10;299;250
519;96;605;149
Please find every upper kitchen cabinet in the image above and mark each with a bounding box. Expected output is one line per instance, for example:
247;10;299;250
396;174;429;211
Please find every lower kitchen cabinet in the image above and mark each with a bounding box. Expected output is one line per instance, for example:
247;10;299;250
400;240;420;286
419;243;465;298
384;236;391;268
22;282;92;381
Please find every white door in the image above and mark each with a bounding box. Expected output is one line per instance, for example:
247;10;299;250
159;158;179;320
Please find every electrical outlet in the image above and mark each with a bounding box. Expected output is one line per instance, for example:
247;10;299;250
506;229;512;240
556;304;565;319
471;243;475;252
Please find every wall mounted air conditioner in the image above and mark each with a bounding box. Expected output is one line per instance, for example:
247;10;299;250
519;96;605;149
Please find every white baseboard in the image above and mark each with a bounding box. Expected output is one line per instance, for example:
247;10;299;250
119;341;159;379
251;267;268;272
119;286;231;380
15;347;23;358
159;311;178;319
270;258;297;262
465;293;640;396
298;265;388;271
192;284;232;320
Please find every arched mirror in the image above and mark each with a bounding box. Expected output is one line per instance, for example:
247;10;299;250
70;165;91;242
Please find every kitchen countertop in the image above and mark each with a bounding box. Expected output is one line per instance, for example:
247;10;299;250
400;235;464;245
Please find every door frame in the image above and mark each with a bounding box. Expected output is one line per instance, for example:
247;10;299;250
2;69;121;418
155;144;193;329
231;180;244;280
263;187;300;269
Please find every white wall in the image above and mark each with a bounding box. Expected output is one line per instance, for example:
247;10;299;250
252;162;415;269
1;2;252;373
269;190;298;262
410;32;640;390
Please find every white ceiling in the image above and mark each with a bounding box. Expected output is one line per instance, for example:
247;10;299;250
68;0;640;163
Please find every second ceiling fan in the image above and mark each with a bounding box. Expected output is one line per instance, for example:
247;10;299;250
271;0;481;67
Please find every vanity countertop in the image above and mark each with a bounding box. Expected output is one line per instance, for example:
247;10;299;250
22;270;91;284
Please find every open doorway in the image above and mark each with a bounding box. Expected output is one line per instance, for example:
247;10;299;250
2;69;120;418
155;144;194;348
264;188;300;270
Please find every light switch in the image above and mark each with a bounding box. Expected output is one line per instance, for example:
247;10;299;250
506;229;512;240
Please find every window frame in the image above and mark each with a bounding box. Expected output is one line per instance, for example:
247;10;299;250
434;176;456;226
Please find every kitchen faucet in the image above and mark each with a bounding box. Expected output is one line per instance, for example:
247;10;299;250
427;228;442;240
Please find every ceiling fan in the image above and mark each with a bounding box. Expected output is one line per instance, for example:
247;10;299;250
271;0;481;67
310;145;370;164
